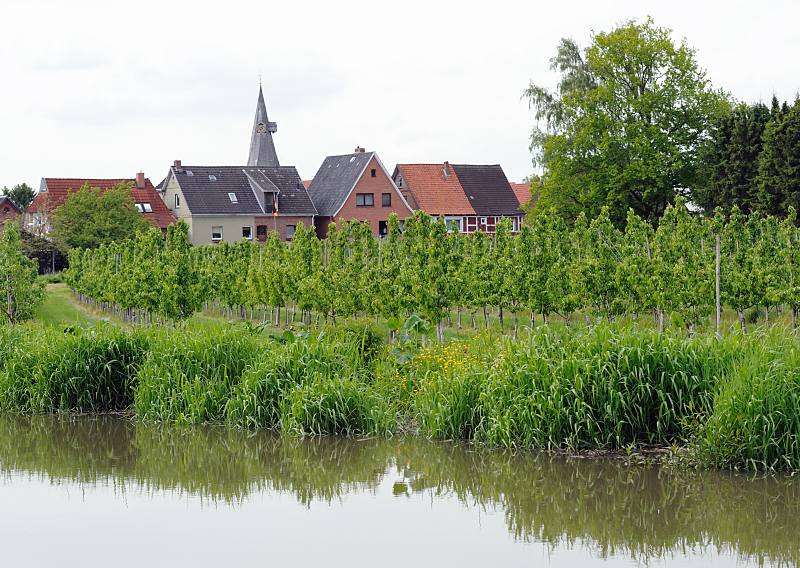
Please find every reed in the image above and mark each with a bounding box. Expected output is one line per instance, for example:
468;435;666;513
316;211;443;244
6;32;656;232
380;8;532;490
413;326;743;449
0;325;149;412
697;331;800;470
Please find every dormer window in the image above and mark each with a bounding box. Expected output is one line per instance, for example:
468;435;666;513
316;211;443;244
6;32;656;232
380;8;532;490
228;193;238;203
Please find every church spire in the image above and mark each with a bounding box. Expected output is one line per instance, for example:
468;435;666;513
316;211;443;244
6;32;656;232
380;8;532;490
247;85;279;167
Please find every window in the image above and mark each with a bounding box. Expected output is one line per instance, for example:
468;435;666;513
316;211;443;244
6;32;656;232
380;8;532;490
228;193;238;203
136;203;153;213
378;220;388;236
242;226;252;240
356;193;374;207
445;217;463;233
186;170;194;177
174;194;180;209
381;193;391;207
286;225;296;239
211;226;223;242
209;175;217;181
370;168;377;178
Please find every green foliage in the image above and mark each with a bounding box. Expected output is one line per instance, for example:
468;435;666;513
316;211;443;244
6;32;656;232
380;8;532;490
756;97;800;217
698;334;800;470
51;182;151;250
1;183;35;211
0;221;45;323
695;102;770;214
525;18;726;224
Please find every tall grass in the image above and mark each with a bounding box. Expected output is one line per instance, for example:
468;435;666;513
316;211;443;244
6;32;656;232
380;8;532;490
0;326;149;412
0;321;799;470
414;326;743;449
134;330;263;423
698;332;800;470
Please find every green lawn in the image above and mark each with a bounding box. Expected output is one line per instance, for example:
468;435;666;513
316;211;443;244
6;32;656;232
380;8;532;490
33;284;99;327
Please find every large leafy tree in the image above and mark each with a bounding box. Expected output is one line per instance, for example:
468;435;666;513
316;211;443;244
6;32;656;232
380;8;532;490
525;18;726;225
756;98;800;217
51;182;151;250
1;183;35;212
694;102;770;214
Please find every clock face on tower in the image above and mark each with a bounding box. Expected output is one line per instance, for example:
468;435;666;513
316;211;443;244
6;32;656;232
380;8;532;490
256;123;266;134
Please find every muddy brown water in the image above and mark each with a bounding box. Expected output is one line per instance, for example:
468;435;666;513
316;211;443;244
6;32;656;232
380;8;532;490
0;415;797;567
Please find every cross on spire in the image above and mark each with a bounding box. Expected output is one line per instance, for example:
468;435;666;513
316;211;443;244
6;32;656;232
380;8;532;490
247;85;279;167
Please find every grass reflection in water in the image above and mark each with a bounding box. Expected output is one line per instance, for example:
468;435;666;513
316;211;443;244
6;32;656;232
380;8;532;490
0;414;797;567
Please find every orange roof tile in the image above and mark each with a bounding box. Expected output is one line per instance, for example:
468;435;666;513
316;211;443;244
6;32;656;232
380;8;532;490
510;182;532;206
395;164;475;215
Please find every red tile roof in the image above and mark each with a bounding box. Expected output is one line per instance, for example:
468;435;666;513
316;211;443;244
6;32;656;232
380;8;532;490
510;182;532;206
30;178;176;230
394;164;475;215
395;163;522;216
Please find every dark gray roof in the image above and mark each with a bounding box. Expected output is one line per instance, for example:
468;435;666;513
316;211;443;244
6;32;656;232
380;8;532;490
450;164;522;216
0;196;20;212
307;152;374;216
173;165;316;216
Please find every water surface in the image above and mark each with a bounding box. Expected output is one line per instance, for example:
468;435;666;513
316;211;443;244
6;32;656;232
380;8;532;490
0;415;796;567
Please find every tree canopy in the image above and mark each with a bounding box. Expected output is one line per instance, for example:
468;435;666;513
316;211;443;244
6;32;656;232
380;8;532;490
0;221;44;323
525;18;727;225
51;182;151;250
1;183;35;212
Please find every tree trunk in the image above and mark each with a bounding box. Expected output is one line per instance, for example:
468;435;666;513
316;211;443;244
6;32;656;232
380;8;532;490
436;320;444;342
457;307;462;329
529;310;535;328
483;305;489;328
498;306;504;330
793;305;798;333
657;309;665;334
737;310;747;335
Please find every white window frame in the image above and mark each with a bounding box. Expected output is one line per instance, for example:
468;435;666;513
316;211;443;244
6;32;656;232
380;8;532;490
211;226;223;242
142;203;152;213
175;194;181;209
228;192;238;204
242;226;253;240
444;216;463;233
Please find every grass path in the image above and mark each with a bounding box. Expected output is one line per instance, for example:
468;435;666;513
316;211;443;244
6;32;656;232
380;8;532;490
34;284;100;327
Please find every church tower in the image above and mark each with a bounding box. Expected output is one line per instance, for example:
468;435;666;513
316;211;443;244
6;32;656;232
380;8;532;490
247;86;279;167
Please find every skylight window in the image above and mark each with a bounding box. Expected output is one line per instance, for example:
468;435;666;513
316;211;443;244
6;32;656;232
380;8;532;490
209;175;217;181
228;193;238;203
186;170;194;176
142;203;152;213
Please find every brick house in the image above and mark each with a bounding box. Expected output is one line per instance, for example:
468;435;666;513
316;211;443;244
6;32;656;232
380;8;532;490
159;161;316;244
0;197;21;224
307;148;413;238
25;174;176;236
393;162;524;233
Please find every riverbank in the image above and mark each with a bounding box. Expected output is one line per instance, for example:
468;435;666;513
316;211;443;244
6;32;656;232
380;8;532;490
0;320;798;470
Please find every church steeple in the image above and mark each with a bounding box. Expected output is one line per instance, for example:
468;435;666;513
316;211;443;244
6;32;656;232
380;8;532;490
247;85;279;167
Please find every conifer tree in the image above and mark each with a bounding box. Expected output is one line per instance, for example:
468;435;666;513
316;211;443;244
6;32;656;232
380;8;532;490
757;98;800;217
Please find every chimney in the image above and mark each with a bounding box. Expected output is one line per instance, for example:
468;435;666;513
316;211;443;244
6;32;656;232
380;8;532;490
135;172;146;189
354;146;365;153
173;159;183;172
442;161;450;178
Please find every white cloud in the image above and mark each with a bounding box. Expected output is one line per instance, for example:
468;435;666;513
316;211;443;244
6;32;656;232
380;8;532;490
1;0;799;188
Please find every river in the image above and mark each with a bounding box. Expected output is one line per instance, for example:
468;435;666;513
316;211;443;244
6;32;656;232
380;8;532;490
0;415;796;567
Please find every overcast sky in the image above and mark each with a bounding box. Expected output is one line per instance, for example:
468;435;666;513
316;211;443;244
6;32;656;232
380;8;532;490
2;0;799;190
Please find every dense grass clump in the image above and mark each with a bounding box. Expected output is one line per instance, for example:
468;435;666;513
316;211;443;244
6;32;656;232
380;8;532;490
134;330;263;423
698;334;800;470
414;327;743;449
0;326;149;412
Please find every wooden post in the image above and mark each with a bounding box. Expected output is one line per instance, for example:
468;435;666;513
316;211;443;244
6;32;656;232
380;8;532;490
715;234;721;339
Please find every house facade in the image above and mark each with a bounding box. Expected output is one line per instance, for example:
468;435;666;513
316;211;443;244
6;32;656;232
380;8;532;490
0;197;21;224
156;86;317;244
307;148;413;238
159;162;316;244
393;162;524;233
25;174;176;236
